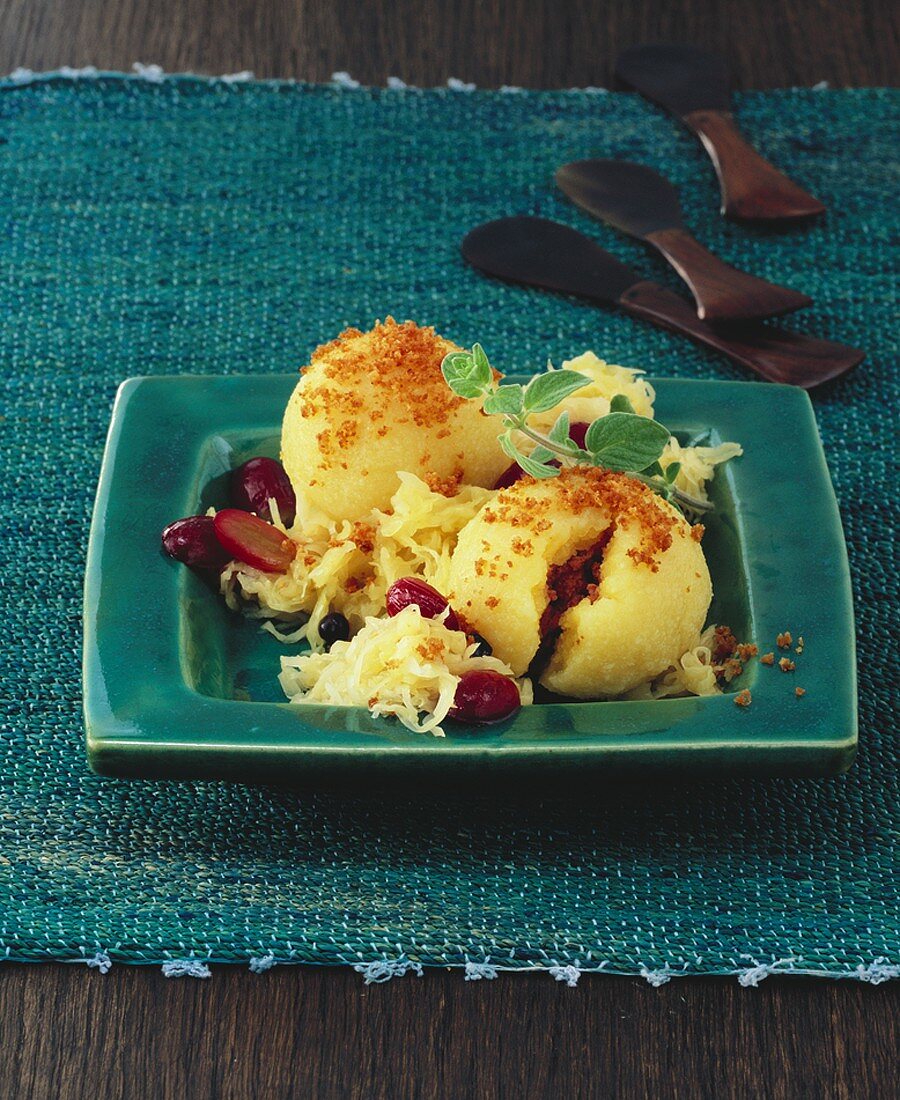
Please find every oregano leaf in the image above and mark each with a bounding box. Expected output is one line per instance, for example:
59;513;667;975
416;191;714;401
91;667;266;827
441;351;490;399
529;444;554;464
498;430;522;463
498;431;558;479
610;393;636;415
522;370;591;414
547;410;571;445
585;413;670;472
514;452;561;479
483;383;525;416
439;335;723;514
471;343;491;375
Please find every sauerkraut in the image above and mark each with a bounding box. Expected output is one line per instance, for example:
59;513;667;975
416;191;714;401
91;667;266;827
222;473;494;650
621;625;721;700
279;604;533;735
527;352;656;430
659;438;743;508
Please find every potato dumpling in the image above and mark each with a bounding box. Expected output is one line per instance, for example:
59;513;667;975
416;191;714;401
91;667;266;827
447;466;711;698
281;319;509;522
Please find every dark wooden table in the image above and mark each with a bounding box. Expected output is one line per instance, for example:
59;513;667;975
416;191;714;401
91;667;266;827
1;3;897;1097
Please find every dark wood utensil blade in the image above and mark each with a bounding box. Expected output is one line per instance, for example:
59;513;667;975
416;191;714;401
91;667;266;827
556;160;684;239
461;217;862;388
462;217;638;304
616;43;731;115
615;43;826;222
556;160;813;322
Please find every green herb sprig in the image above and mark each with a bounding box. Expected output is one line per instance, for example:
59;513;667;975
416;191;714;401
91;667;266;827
441;343;711;514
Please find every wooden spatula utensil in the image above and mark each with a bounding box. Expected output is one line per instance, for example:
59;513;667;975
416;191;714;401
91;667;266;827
616;43;826;223
556;159;812;324
461;217;862;389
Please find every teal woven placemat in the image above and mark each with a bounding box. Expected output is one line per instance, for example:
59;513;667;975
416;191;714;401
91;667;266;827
1;73;897;983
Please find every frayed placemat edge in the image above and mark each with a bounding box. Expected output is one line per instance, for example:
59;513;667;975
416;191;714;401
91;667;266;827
0;63;837;94
1;952;896;986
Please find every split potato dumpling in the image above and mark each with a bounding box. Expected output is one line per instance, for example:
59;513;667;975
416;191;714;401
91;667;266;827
448;472;612;676
281;319;509;522
541;512;712;698
448;466;712;697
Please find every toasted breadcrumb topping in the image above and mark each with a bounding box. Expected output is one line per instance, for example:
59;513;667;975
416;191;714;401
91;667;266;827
713;625;739;663
779;657;796;672
350;522;376;555
424;470;464;497
299;319;468;463
709;626;760;688
416;637;445;661
795;687;806;697
734;689;752;707
777;631;793;649
760;652;775;666
481;466;679;572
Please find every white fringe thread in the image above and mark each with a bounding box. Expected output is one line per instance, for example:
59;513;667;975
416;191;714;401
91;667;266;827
161;958;212;979
352;958;425;985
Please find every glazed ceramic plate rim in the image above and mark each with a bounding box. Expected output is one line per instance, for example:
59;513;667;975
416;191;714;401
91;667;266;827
83;375;857;783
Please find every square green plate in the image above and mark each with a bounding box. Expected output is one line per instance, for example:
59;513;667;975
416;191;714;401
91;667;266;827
83;375;856;785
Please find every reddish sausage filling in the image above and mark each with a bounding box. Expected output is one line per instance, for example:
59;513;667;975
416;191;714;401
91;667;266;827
530;528;613;676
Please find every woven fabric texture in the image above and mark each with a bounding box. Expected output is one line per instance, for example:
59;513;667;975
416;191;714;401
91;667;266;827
0;75;897;981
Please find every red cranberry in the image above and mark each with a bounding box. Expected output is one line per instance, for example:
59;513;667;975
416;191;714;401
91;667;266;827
569;421;590;448
161;515;229;572
496;458;567;489
494;462;530;489
213;509;296;573
449;670;521;724
385;578;460;630
230;457;297;525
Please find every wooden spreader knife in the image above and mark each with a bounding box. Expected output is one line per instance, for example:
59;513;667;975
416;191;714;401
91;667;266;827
615;43;826;223
556;159;812;324
461;217;862;389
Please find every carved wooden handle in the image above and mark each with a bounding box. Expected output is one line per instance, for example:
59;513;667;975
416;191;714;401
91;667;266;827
683;109;826;222
645;226;812;323
617;281;863;388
